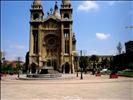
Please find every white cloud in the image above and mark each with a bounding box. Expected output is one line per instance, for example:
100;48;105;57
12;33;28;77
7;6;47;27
10;44;25;49
78;1;99;12
96;33;110;40
108;1;116;6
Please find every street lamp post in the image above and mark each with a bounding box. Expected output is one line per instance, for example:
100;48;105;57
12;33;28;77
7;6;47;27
80;50;83;80
77;54;80;77
17;57;21;78
81;67;83;79
18;69;20;78
77;71;78;77
76;55;78;77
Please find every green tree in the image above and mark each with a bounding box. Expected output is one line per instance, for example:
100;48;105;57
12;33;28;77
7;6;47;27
101;58;111;69
1;64;7;73
25;52;29;72
1;63;14;74
90;55;99;74
128;63;133;69
7;64;13;74
16;57;22;75
90;55;99;66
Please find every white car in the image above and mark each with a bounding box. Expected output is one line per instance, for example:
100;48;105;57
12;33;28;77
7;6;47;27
100;69;108;72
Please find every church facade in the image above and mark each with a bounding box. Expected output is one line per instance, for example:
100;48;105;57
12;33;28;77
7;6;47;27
28;0;76;73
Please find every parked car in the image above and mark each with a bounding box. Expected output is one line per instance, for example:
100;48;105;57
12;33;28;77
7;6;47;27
100;69;108;72
117;69;133;77
123;69;133;72
100;69;111;75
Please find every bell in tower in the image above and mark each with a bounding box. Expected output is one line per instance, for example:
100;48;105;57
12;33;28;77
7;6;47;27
30;0;44;21
29;0;44;74
28;0;76;74
60;0;75;73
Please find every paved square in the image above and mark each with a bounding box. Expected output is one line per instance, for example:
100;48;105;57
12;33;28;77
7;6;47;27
1;74;133;100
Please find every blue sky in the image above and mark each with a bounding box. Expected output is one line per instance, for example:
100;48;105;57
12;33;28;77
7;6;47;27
1;0;133;61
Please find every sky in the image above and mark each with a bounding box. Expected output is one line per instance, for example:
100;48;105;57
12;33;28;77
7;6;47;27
1;0;133;61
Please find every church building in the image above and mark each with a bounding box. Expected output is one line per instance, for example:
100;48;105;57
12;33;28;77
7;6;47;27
28;0;76;73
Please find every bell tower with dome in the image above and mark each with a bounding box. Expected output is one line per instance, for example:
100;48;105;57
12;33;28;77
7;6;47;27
28;0;76;74
60;0;75;73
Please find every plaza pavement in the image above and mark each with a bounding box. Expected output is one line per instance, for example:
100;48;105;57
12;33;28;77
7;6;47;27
1;74;133;100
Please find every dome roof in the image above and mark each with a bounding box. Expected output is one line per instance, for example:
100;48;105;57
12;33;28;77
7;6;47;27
54;12;61;19
33;0;42;5
62;0;71;5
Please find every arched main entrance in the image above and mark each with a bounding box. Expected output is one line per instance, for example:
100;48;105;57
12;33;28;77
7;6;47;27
52;59;57;70
31;63;36;73
64;62;70;73
46;58;57;70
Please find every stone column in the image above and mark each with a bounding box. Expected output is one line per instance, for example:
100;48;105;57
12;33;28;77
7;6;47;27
61;23;64;68
38;25;42;69
72;54;75;73
29;25;33;56
69;23;74;73
29;25;34;72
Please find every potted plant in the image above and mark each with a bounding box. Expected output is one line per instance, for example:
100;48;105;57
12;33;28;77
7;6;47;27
110;70;118;78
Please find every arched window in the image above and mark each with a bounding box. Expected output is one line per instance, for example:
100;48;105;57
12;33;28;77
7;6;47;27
33;23;38;28
33;13;39;20
33;30;38;54
64;13;69;20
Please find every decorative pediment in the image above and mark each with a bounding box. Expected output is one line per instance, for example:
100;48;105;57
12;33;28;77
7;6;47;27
44;15;61;22
43;18;60;29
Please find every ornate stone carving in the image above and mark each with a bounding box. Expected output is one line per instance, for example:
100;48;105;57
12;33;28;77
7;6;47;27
43;21;58;29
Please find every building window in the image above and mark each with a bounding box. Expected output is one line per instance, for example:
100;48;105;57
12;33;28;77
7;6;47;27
33;13;39;20
33;30;38;54
64;30;69;54
64;13;69;20
33;23;38;28
64;32;69;38
65;40;69;54
64;30;69;38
